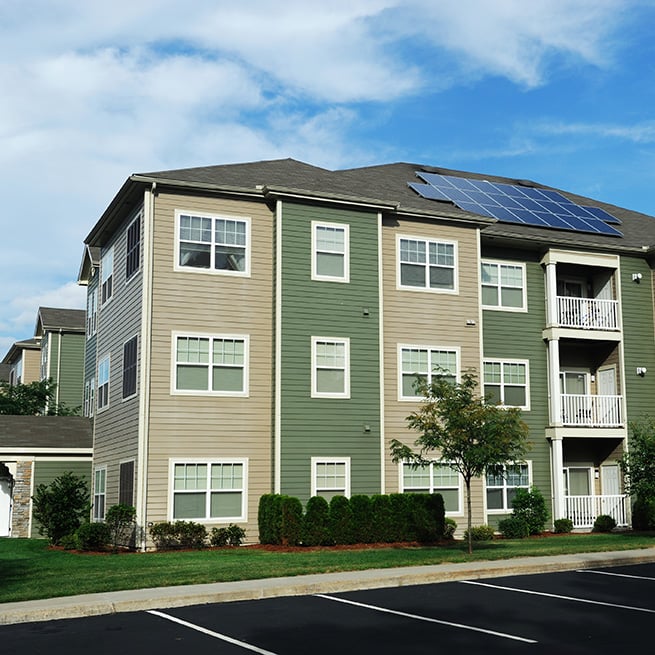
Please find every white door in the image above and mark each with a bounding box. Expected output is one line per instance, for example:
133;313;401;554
601;464;622;522
598;367;617;395
598;367;618;423
0;478;11;537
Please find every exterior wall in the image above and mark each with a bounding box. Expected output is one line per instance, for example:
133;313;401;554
10;460;32;538
46;331;85;410
22;349;41;384
145;191;274;542
278;202;381;501
383;216;484;526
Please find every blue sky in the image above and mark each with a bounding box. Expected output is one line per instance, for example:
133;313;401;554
2;0;655;355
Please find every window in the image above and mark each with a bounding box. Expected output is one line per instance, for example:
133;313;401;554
486;463;530;512
312;222;349;282
483;360;529;409
176;212;249;275
101;247;114;304
398;236;456;292
481;261;526;310
172;460;247;521
98;356;110;411
122;336;138;399
87;288;97;337
401;462;462;514
174;334;248;395
93;467;106;521
311;458;350;500
311;337;350;398
125;216;141;280
119;460;135;506
84;377;95;417
399;346;458;399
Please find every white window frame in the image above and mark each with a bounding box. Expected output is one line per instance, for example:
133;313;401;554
396;235;458;294
483;359;530;410
174;211;251;277
119;459;135;507
84;376;95;418
311;337;350;398
169;458;248;523
311;221;350;283
87;288;97;338
399;461;463;516
93;466;107;522
101;246;114;305
398;345;460;400
172;332;250;397
481;260;527;312
311;457;351;498
485;461;532;514
97;355;110;412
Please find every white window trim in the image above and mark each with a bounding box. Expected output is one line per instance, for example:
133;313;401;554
174;210;251;277
171;332;250;397
87;288;97;338
101;246;114;306
311;336;351;399
483;358;531;411
84;377;95;418
399;461;464;516
168;458;248;523
485;461;532;515
481;259;527;312
97;355;110;413
311;457;351;498
397;344;461;401
118;458;136;507
93;466;107;522
311;220;350;283
396;234;458;295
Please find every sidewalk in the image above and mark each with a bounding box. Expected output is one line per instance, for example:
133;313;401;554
2;547;654;625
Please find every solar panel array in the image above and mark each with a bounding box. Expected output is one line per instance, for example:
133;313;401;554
409;172;622;237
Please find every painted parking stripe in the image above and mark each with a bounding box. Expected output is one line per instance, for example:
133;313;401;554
315;594;537;643
578;569;655;582
460;580;655;613
147;610;279;655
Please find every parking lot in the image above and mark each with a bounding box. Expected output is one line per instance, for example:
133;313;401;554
3;562;655;654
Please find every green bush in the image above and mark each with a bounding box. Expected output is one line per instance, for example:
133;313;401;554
280;496;303;546
210;524;246;547
350;495;374;543
592;514;617;533
407;493;445;543
388;494;412;541
149;521;207;550
511;487;549;535
631;497;655;531
553;518;573;534
105;504;136;550
31;471;90;545
444;517;457;539
258;494;281;544
75;522;111;551
329;495;355;545
370;495;392;543
498;516;529;539
302;496;332;546
463;525;495;541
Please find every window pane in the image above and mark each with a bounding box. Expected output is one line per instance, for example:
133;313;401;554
486;488;504;510
481;285;499;306
400;239;425;263
402;349;428;372
481;262;498;285
215;219;246;246
180;242;211;268
429;266;454;289
316;226;344;251
484;384;502;404
210;492;242;517
429;242;454;266
437;488;460;512
177;337;209;363
402;373;423;397
215;245;245;271
177;365;208;390
433;465;459;487
212;367;243;392
400;263;425;287
500;265;522;287
211;463;243;489
504;386;526;406
316;369;344;393
403;464;430;488
174;493;206;519
501;287;523;307
316;252;344;277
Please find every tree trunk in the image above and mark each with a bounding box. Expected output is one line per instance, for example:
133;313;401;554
466;477;473;554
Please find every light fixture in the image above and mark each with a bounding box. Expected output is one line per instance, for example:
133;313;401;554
632;272;643;282
637;367;647;377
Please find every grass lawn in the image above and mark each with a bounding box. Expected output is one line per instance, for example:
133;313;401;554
1;532;654;604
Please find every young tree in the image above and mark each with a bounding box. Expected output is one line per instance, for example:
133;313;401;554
620;416;655;501
0;379;80;415
391;370;530;554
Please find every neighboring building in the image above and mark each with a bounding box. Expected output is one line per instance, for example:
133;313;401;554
2;338;41;386
0;364;10;383
79;159;655;547
0;416;93;537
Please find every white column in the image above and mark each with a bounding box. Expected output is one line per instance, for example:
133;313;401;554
548;337;561;426
545;261;558;327
550;436;566;521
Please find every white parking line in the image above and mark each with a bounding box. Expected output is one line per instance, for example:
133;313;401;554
578;569;655;582
147;610;279;655
460;580;655;613
315;594;537;643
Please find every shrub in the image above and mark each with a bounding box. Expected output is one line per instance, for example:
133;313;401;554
329;495;355;545
370;495;392;543
280;496;303;546
210;524;246;547
302;496;332;546
631;497;655;531
350;495;374;543
553;518;573;534
511;487;549;535
463;525;495;541
105;504;136;550
408;493;445;543
593;514;617;533
443;517;457;539
388;494;412;541
75;522;111;551
498;516;529;539
31;471;90;545
149;520;207;550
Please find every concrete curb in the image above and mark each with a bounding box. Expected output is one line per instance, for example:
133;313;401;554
2;547;654;625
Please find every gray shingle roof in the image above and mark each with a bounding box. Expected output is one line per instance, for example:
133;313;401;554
0;416;92;451
37;307;86;333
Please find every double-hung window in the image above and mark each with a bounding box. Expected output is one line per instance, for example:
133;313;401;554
312;337;350;398
398;236;456;292
483;360;529;409
119;460;135;506
401;462;462;514
125;216;141;280
97;356;110;411
312;222;349;282
84;377;95;417
177;212;249;275
311;458;350;500
172;460;247;522
122;336;138;399
481;260;526;310
174;334;248;396
101;247;114;305
486;463;530;512
93;467;106;521
87;289;97;337
399;346;458;399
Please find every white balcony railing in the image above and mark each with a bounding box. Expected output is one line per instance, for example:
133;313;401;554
557;296;619;330
565;494;629;529
561;394;622;427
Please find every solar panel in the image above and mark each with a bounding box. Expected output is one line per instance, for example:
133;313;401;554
411;172;622;237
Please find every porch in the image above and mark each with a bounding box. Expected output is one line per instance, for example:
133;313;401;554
565;494;629;529
557;295;619;331
561;393;623;427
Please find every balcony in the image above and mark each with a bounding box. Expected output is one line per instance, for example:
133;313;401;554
557;296;619;331
561;394;622;427
565;494;629;529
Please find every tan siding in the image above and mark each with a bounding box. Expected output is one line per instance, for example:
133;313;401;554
22;350;41;383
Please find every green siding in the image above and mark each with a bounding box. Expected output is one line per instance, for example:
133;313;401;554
57;333;85;410
279;202;380;501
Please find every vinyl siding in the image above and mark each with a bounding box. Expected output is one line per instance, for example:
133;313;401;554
55;332;85;410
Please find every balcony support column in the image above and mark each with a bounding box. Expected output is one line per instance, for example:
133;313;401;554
550;436;566;521
545;261;558;327
548;337;561;426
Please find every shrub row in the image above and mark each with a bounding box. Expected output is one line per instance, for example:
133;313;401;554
148;521;247;550
258;493;447;546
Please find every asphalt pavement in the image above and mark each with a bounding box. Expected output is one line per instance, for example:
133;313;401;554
2;547;654;626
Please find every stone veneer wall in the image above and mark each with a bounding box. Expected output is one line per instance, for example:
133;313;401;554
10;460;33;538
